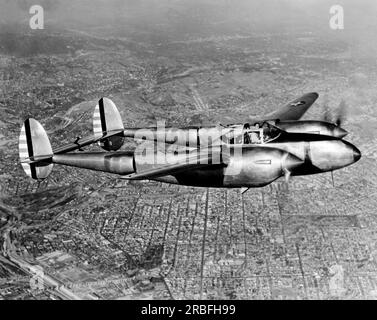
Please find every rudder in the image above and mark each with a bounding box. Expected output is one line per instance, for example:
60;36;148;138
19;119;53;180
93;97;125;151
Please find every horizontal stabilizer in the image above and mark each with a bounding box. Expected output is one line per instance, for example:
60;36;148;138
21;154;54;164
52;129;124;155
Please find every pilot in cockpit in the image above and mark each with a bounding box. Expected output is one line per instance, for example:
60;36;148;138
244;123;263;144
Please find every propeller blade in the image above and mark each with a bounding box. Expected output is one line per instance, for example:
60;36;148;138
322;103;332;123
283;168;291;184
335;99;347;127
322;99;348;127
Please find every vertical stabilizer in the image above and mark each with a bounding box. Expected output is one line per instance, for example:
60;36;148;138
93;97;125;151
19;119;53;180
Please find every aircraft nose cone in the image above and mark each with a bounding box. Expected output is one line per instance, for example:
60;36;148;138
353;146;361;163
343;140;361;164
334;126;348;138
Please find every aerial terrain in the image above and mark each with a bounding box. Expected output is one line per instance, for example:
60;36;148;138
0;0;377;299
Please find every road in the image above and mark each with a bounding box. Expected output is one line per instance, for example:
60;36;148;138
2;223;82;300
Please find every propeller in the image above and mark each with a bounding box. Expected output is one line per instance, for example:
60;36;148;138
278;168;291;194
284;169;291;184
335;100;347;127
282;151;295;189
322;99;348;127
281;151;304;191
323;105;332;123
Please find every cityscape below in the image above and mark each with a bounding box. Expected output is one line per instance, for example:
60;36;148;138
1;0;377;300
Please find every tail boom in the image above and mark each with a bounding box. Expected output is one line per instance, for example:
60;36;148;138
52;152;135;175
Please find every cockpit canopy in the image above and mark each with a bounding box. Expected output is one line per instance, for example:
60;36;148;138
222;121;281;145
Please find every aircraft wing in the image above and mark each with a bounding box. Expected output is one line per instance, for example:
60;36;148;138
121;160;210;180
256;92;319;122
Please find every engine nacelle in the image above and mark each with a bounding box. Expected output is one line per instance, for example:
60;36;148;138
224;147;303;187
274;120;347;138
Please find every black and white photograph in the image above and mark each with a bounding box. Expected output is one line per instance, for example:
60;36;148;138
0;0;376;306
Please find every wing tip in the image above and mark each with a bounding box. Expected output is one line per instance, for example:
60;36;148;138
305;92;319;100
